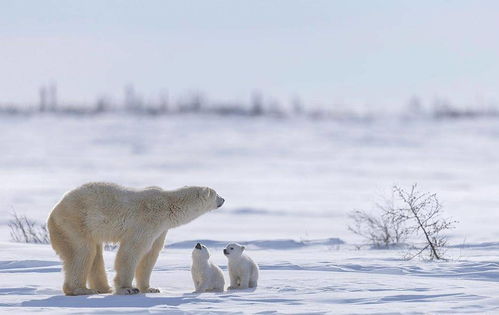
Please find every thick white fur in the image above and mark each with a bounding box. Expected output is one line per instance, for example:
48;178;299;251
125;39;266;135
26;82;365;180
47;182;221;296
224;243;259;289
191;244;225;292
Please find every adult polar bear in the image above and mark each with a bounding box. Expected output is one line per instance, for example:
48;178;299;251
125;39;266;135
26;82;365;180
47;182;225;296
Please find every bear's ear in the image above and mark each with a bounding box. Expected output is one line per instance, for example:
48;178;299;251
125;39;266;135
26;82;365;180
202;187;212;198
241;245;245;252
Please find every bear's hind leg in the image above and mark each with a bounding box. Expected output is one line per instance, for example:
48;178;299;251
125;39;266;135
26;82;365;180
62;242;98;296
249;270;258;288
88;243;112;293
48;217;97;296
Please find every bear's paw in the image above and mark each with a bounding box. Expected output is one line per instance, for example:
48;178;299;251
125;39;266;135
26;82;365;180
115;287;140;295
141;287;160;293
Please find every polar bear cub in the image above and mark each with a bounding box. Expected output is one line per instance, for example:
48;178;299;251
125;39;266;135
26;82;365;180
223;243;259;289
191;243;225;292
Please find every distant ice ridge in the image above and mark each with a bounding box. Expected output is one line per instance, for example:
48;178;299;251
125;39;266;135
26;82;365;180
1;95;499;121
166;238;344;250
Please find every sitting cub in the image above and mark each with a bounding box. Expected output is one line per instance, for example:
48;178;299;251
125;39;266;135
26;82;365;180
191;243;225;292
223;243;259;289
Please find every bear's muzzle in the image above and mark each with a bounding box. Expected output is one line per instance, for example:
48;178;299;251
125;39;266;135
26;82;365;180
216;195;225;208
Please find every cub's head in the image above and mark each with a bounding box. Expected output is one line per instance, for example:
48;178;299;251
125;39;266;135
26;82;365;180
223;242;245;258
192;242;210;261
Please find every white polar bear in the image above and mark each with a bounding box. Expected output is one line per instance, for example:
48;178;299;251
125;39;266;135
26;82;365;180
47;182;225;296
223;243;259;289
191;243;225;292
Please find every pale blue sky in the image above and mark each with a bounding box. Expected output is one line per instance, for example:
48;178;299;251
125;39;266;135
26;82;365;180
1;0;499;108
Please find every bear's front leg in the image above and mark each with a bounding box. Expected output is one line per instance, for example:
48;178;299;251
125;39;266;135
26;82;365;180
114;239;150;295
135;231;167;293
238;273;250;289
194;280;209;293
227;273;239;290
193;280;202;293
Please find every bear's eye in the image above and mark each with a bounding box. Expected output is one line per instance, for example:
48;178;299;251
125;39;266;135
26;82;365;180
230;247;233;250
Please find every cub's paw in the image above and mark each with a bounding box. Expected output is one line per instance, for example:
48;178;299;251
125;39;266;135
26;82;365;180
140;287;160;293
115;287;140;295
227;286;237;290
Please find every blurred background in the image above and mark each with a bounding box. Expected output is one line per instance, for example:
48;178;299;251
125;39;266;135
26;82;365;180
1;0;499;244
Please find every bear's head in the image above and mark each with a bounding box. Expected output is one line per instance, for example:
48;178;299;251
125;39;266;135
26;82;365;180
178;186;224;211
192;242;211;261
223;242;245;258
167;186;224;226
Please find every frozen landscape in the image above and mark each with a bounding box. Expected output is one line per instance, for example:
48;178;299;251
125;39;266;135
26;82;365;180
1;114;499;313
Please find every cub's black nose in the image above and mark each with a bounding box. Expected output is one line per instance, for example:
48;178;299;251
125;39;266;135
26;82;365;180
195;243;202;249
223;249;229;255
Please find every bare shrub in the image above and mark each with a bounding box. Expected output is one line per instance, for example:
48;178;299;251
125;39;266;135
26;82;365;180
349;184;457;260
348;207;409;249
8;212;120;251
9;212;50;244
390;185;457;260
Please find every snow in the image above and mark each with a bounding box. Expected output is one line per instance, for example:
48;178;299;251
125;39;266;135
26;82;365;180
1;242;499;313
1;114;499;313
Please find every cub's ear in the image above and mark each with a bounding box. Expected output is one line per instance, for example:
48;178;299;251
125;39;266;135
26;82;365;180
241;245;245;252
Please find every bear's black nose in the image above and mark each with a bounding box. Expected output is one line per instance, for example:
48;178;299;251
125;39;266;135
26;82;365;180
216;195;225;208
195;243;202;249
223;249;229;255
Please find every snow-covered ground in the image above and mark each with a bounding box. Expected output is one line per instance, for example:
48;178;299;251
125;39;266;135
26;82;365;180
2;241;499;314
1;114;499;313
